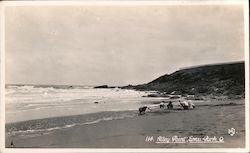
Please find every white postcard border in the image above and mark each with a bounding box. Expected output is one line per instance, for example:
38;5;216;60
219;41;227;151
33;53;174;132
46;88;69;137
0;1;249;153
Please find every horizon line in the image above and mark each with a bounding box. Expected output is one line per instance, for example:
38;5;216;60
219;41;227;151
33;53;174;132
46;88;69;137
5;60;244;87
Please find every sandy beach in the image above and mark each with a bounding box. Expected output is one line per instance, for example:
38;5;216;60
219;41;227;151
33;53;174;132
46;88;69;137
6;99;245;148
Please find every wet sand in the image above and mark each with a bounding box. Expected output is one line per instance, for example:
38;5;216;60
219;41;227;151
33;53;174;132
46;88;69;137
6;99;245;148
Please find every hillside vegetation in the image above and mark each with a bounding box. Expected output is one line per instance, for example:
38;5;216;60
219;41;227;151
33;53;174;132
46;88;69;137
126;62;245;96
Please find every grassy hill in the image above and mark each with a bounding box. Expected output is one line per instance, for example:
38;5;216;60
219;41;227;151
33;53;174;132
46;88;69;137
128;62;245;96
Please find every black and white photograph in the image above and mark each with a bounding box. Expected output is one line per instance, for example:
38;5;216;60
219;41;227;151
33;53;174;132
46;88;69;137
0;0;249;152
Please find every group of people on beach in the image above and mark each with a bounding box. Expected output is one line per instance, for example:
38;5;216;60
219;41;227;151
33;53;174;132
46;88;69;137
138;100;195;115
160;101;173;109
159;100;195;110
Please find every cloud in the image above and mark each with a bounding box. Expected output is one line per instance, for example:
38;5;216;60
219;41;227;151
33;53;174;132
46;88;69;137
5;5;244;85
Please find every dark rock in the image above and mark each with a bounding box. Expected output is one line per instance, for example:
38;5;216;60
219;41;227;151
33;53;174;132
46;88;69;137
94;85;108;88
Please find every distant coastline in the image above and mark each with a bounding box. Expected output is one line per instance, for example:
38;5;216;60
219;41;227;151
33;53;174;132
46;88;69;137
6;61;245;98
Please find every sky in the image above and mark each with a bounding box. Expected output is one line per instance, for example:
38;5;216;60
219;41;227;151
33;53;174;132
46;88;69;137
5;5;245;86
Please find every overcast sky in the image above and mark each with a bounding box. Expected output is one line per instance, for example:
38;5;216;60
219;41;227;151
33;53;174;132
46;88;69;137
5;5;244;86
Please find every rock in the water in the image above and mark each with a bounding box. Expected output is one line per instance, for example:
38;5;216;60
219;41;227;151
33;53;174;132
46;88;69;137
94;85;108;88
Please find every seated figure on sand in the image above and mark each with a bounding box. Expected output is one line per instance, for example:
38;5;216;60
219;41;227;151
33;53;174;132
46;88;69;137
180;100;195;110
188;101;195;109
160;101;165;108
180;101;189;110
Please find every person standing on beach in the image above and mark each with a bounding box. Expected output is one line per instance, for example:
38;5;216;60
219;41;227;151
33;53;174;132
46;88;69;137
138;106;151;115
167;101;173;109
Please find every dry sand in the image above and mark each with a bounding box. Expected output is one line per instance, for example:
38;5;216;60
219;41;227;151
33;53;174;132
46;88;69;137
6;99;245;148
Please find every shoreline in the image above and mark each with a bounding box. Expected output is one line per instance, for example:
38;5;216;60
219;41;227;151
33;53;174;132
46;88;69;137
6;98;244;125
6;110;138;136
6;99;245;148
